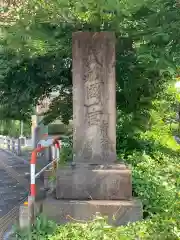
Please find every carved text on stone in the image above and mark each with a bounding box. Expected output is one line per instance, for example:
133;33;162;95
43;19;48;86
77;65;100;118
87;111;101;126
82;139;93;159
100;120;108;137
87;83;101;100
83;52;103;83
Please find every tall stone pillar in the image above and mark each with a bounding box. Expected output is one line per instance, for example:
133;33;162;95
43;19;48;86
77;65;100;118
43;32;142;226
72;32;116;164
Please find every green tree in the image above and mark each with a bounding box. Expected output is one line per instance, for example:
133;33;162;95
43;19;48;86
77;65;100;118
0;119;31;137
1;1;179;238
0;0;180;124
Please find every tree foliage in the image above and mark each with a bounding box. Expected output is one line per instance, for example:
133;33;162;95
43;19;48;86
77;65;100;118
0;119;31;137
0;0;180;123
1;1;180;238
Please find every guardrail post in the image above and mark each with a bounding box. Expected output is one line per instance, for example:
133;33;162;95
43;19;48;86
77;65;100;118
3;137;6;148
7;138;11;151
19;200;32;229
51;145;55;159
19;136;61;229
57;145;60;159
28;195;35;223
52;145;58;159
12;139;15;152
19;136;26;147
17;138;21;156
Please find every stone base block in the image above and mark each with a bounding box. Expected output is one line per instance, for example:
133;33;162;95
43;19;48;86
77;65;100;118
44;170;53;190
56;163;132;200
42;197;142;226
35;176;47;201
19;201;43;229
19;205;30;229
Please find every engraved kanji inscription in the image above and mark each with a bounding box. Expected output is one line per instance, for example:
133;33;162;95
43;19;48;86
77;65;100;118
83;67;94;82
87;83;101;100
83;54;96;82
83;52;103;82
91;45;103;67
83;139;93;159
100;120;111;159
100;138;109;150
100;120;109;138
88;112;101;126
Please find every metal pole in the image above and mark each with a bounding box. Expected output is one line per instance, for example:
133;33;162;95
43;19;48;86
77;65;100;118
29;150;36;224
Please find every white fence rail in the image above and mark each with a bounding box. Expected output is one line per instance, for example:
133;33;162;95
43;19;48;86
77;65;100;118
0;136;27;156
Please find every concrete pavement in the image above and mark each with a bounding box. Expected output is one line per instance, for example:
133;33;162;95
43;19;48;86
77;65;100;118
0;148;48;238
0;150;28;218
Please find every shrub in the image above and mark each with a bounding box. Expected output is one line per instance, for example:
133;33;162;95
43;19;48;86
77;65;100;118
14;214;179;240
59;136;73;164
13;214;57;240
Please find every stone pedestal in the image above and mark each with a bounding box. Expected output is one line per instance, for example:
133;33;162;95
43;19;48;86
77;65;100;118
19;205;31;229
43;32;142;225
43;197;142;226
56;163;132;200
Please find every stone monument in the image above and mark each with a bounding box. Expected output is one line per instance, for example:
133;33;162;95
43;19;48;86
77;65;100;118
43;32;142;225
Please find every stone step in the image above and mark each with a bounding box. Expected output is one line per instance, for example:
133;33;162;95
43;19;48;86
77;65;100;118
42;196;142;226
56;164;132;200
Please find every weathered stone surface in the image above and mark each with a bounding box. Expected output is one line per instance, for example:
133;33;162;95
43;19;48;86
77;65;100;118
52;31;142;226
72;32;116;164
56;163;132;200
35;176;47;201
43;196;142;226
19;205;30;229
44;170;52;190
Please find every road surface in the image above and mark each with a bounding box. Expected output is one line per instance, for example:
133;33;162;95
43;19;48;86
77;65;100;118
0;147;48;238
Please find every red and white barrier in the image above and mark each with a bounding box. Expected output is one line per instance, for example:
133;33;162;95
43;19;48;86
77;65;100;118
19;137;61;228
29;137;61;203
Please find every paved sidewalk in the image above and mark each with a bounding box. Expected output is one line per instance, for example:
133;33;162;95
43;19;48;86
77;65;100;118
0;150;28;218
1;147;50;176
0;148;49;238
0;147;50;213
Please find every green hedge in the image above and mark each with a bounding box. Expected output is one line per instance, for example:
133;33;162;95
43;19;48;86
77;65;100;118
14;212;179;240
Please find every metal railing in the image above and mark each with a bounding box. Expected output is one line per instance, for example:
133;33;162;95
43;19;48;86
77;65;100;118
0;136;27;156
26;136;61;226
